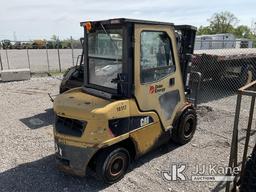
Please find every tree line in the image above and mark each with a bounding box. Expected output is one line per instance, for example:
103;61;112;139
197;11;256;41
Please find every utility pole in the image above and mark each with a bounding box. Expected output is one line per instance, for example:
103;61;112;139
251;19;256;35
71;36;74;66
0;50;3;71
57;36;61;72
13;31;17;41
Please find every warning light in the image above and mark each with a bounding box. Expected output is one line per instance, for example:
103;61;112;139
84;22;92;32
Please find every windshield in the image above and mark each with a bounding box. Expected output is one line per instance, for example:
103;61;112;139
88;28;123;90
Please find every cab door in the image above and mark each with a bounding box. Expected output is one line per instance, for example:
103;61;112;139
134;24;186;131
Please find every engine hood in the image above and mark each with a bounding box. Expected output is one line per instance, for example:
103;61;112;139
53;88;111;120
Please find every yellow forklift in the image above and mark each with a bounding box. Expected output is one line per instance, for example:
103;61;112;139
53;18;197;183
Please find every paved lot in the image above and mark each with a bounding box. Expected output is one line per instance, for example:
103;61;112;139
0;77;254;192
0;49;82;72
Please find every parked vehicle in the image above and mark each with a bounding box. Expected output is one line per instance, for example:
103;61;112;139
32;40;46;49
54;18;197;183
59;38;84;93
46;41;54;49
193;48;256;86
21;42;33;49
13;41;22;49
1;39;12;49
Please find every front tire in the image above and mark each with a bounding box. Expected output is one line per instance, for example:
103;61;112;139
172;108;197;145
96;147;130;184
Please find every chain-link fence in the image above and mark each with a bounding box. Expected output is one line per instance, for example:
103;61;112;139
0;39;83;73
190;39;256;108
1;39;256;109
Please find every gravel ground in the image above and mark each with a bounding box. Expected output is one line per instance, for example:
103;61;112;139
0;77;255;192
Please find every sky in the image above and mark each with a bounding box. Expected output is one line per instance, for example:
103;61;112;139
0;0;255;41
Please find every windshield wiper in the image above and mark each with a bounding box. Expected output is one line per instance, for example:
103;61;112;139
100;23;119;63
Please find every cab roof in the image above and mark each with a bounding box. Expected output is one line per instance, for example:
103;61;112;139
80;18;174;27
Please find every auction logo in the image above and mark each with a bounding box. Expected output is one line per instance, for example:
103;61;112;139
162;163;187;181
161;163;239;182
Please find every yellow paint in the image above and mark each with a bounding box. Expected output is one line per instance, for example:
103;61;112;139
98;133;130;148
53;23;191;165
134;24;186;131
130;122;163;154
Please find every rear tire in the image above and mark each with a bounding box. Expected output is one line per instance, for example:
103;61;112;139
96;147;130;184
239;150;256;192
172;108;197;145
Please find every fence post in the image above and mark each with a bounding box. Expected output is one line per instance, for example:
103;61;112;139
57;38;61;72
5;49;10;69
26;48;31;70
0;50;3;70
46;46;50;72
71;36;75;66
225;93;242;192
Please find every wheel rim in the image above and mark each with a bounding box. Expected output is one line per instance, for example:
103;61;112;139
184;119;194;138
109;157;125;177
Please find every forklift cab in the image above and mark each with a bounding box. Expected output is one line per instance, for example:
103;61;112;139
81;18;195;129
53;18;197;183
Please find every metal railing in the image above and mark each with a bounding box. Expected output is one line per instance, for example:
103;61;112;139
225;80;256;191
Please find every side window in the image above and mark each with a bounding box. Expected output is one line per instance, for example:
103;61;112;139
140;31;175;83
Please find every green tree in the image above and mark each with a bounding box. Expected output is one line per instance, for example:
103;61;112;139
196;11;256;47
197;26;213;35
50;34;58;42
197;11;239;35
208;11;238;33
233;25;253;38
61;39;72;49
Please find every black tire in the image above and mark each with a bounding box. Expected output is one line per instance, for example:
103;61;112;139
96;147;130;184
239;151;256;192
59;87;68;94
172;108;197;145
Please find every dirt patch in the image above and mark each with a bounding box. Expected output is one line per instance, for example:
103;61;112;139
196;105;213;117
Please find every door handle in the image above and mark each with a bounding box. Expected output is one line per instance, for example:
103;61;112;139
169;78;175;86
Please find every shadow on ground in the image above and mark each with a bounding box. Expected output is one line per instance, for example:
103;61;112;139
0;155;104;192
20;108;54;129
0;142;180;192
212;180;227;192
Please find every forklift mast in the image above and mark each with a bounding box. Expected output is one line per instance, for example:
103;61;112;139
174;25;197;90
